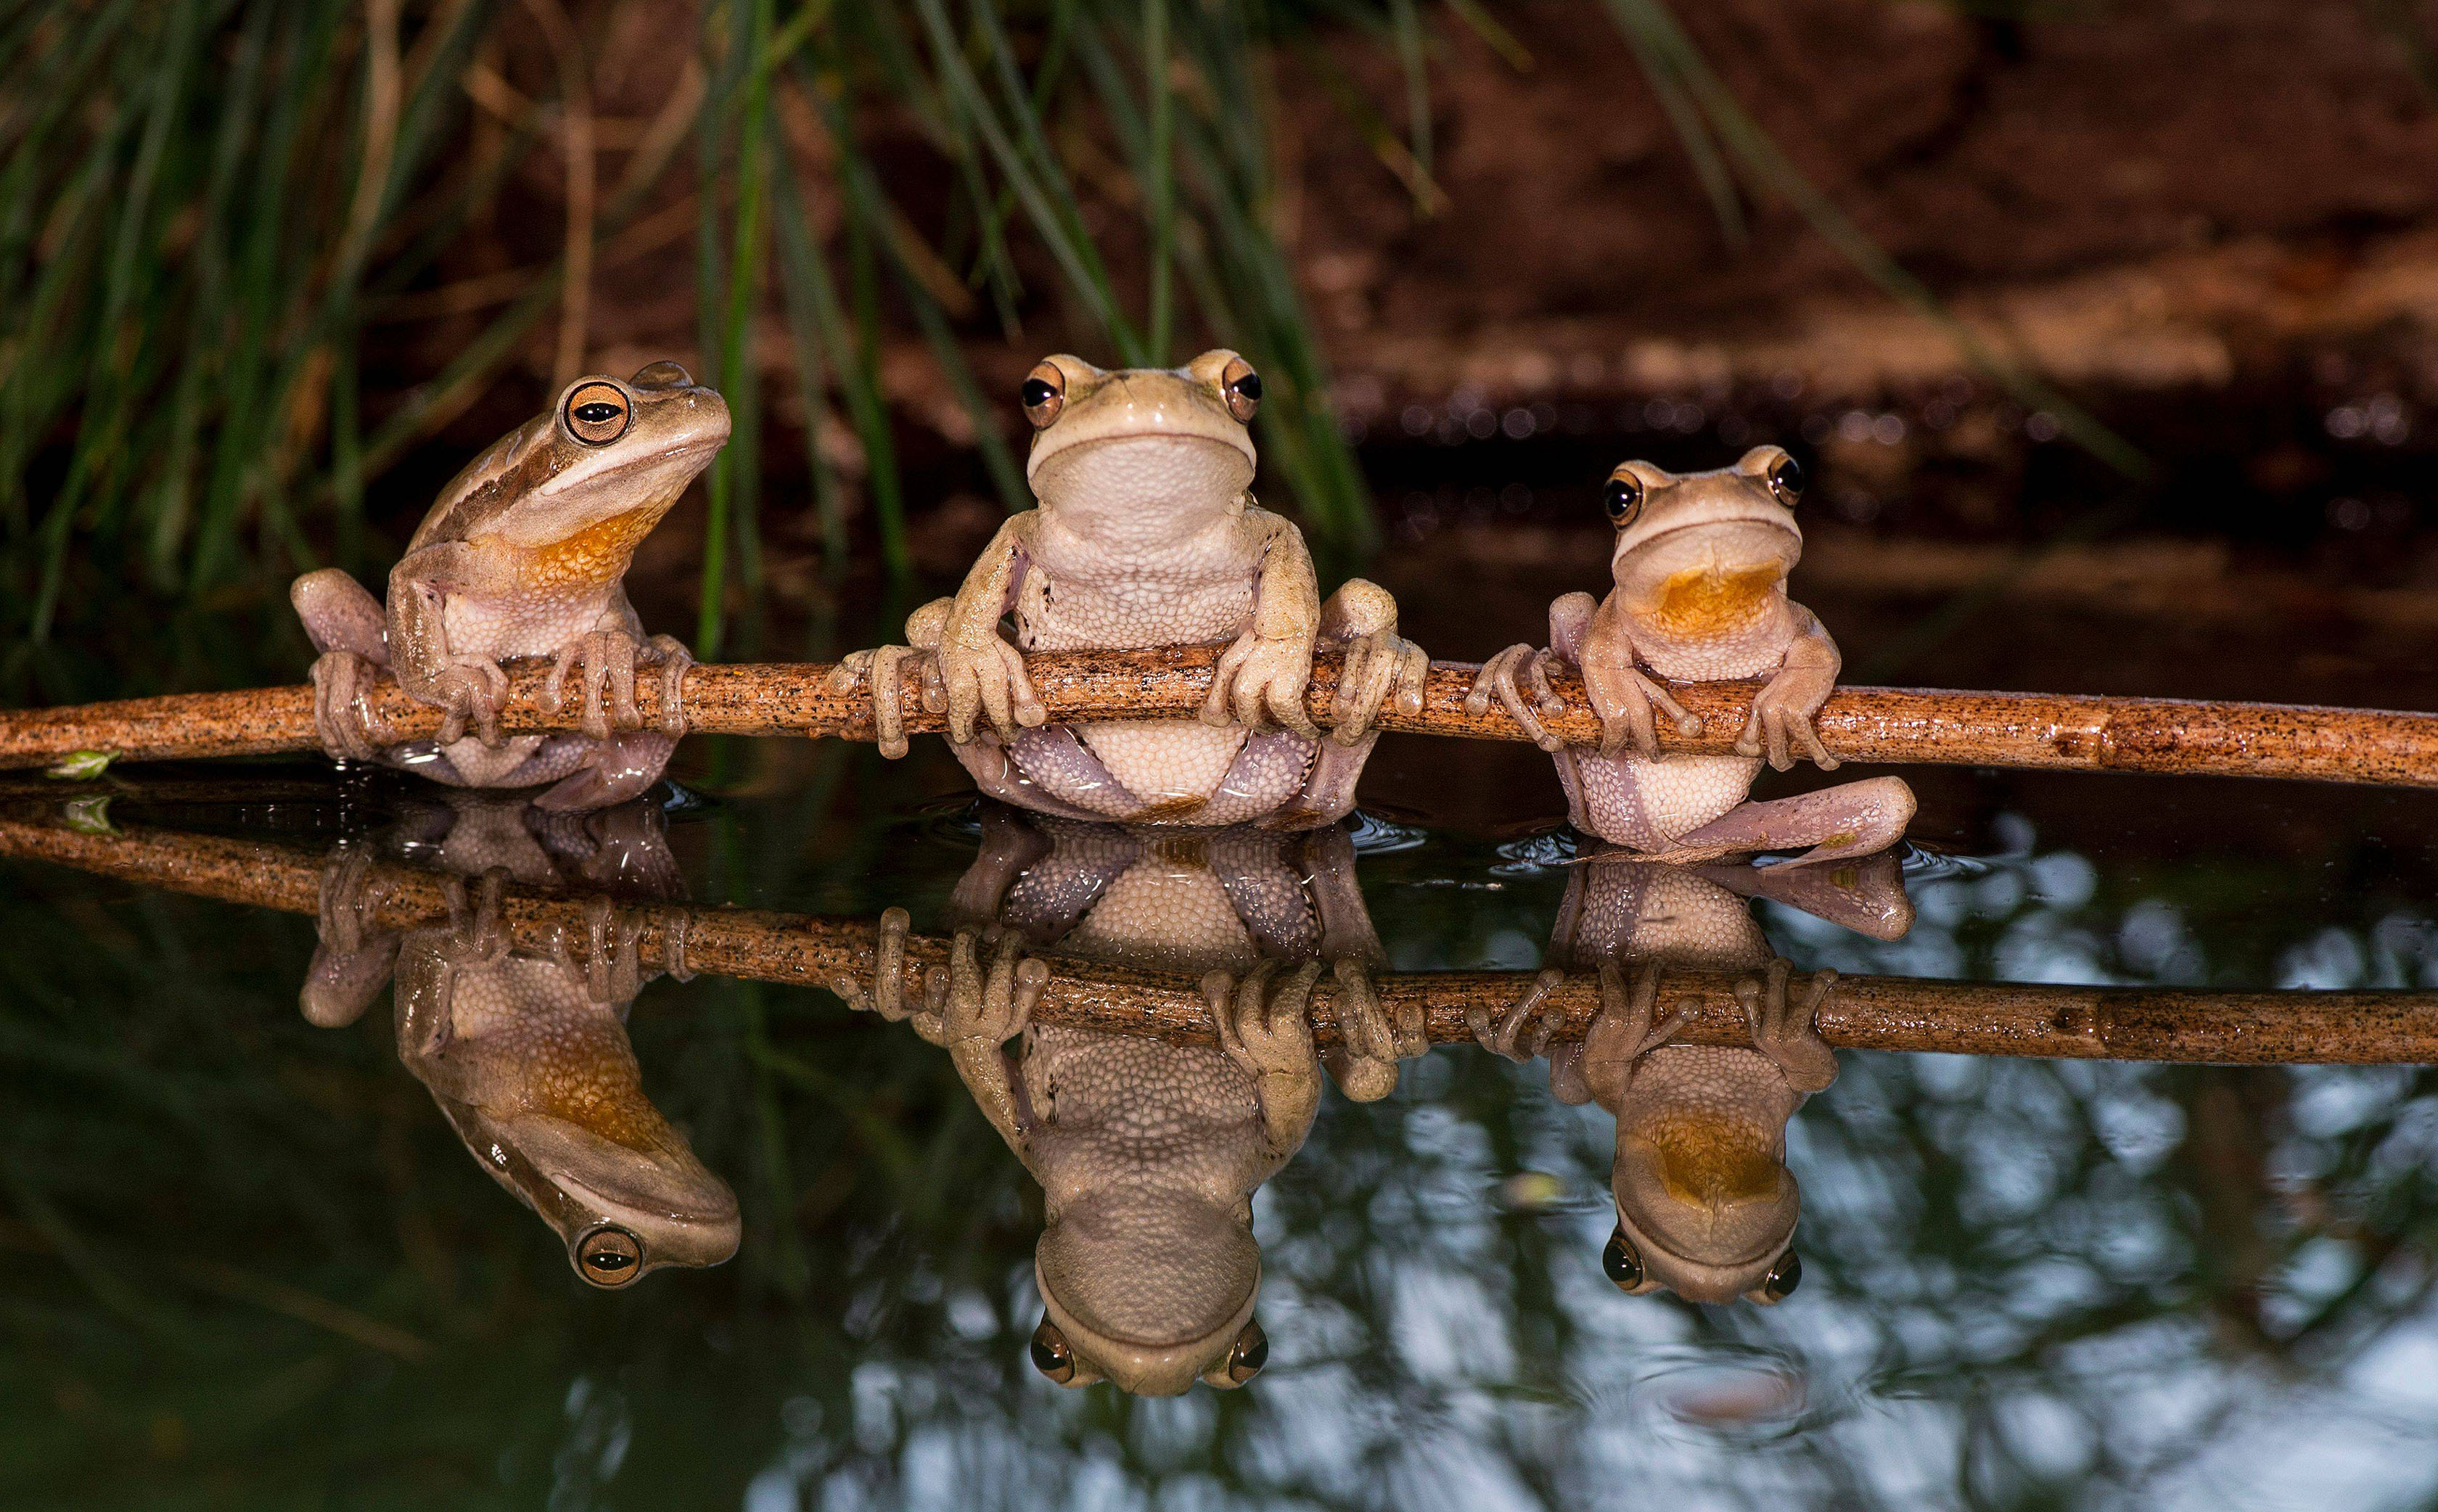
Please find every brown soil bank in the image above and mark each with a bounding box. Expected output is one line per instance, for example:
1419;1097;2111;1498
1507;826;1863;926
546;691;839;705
1290;0;2438;416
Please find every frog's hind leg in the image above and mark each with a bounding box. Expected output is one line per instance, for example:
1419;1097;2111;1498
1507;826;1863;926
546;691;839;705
532;731;679;813
959;728;1146;821
1665;776;1916;868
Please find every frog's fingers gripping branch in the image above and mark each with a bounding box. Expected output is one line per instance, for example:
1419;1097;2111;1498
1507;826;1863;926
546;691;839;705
14;649;2438;789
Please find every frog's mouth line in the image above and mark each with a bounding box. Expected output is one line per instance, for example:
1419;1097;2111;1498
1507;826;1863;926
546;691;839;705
535;435;727;501
1620;512;1801;558
1027;427;1255;482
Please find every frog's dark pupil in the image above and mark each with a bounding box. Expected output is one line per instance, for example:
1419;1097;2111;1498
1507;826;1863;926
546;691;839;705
1765;1250;1802;1300
1022;378;1059;409
1231;1330;1268;1376
1604;477;1641;522
1030;1333;1068;1374
1602;1228;1642;1289
1230;372;1263;403
574;403;621;424
585;1249;633;1271
1770;456;1804;500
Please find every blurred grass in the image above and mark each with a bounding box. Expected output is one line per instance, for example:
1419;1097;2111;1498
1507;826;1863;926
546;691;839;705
1;0;2143;703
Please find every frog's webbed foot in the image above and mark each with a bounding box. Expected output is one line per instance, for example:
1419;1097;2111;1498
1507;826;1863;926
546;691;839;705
1320;579;1428;745
1736;958;1839;1093
913;927;1048;1051
1737;665;1839;772
309;650;387;763
831;906;926;1022
1468;966;1565;1063
1321;957;1421;1101
427;657;510;747
1465;645;1567;753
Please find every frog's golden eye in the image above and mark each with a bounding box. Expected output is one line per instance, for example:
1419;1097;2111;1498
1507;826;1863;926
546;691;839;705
1029;1316;1077;1383
1602;1227;1643;1291
565;382;632;445
1602;469;1645;527
574;1225;644;1287
1756;1249;1802;1304
1021;362;1066;430
1219;357;1262;423
1766;453;1804;507
1223;1319;1268;1385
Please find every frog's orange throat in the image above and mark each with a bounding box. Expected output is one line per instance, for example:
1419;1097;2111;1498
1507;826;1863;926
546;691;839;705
1627;1114;1784;1210
515;496;683;592
1628;562;1788;641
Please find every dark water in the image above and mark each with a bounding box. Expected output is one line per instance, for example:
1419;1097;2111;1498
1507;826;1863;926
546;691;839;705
8;736;2438;1511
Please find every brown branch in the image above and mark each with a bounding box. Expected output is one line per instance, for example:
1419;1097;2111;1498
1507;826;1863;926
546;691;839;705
6;647;2438;786
7;812;2434;1065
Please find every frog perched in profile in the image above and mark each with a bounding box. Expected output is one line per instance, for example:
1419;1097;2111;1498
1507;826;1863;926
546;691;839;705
1474;850;1912;1305
836;805;1418;1394
836;350;1428;829
300;791;739;1289
292;363;728;812
1469;447;1914;865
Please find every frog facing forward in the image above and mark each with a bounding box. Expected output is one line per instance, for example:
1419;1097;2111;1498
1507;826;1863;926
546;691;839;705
837;350;1427;829
838;805;1416;1393
1469;447;1913;865
1476;850;1912;1304
293;363;728;812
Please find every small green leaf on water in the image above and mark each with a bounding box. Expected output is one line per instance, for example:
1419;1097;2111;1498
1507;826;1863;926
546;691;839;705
62;797;116;835
46;750;115;781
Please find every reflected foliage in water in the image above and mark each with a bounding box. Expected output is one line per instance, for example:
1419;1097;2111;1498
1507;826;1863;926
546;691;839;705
5;763;2438;1511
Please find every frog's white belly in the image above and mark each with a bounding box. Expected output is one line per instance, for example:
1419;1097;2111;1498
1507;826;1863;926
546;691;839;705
1075;722;1247;808
1572;752;1762;850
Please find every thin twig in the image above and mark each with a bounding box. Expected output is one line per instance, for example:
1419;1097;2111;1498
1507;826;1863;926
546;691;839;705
4;813;2434;1065
4;647;2438;786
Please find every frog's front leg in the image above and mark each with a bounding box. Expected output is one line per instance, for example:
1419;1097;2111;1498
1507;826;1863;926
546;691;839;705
1204;961;1325;1156
293;568;392;763
835;519;1044;756
1546;962;1687;1106
299;847;403;1027
922;929;1050;1157
1317;579;1427;744
1201;507;1323;740
388;543;512;747
1739;604;1840;772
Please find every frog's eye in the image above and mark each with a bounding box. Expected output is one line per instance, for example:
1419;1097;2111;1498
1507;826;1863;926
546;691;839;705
565;382;632;445
1219;358;1263;424
1223;1318;1268;1385
573;1225;644;1288
1602;469;1645;527
1021;362;1066;430
1601;1227;1644;1291
1766;453;1804;507
1755;1249;1802;1304
1029;1316;1078;1383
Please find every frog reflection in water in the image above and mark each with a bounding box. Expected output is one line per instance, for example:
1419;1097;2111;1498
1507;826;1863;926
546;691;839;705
292;363;728;811
1477;850;1913;1304
1470;448;1915;864
300;791;739;1287
837;350;1427;829
839;804;1415;1394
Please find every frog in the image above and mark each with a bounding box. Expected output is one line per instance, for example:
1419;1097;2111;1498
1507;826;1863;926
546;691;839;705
834;804;1418;1394
300;790;739;1288
1473;847;1913;1304
1466;446;1915;866
834;350;1428;830
292;362;729;813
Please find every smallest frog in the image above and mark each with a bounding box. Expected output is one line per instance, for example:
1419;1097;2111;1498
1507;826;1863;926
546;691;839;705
1469;446;1913;866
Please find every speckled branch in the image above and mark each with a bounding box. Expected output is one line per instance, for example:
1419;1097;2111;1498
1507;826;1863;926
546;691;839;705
4;646;2438;786
7;813;2434;1065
